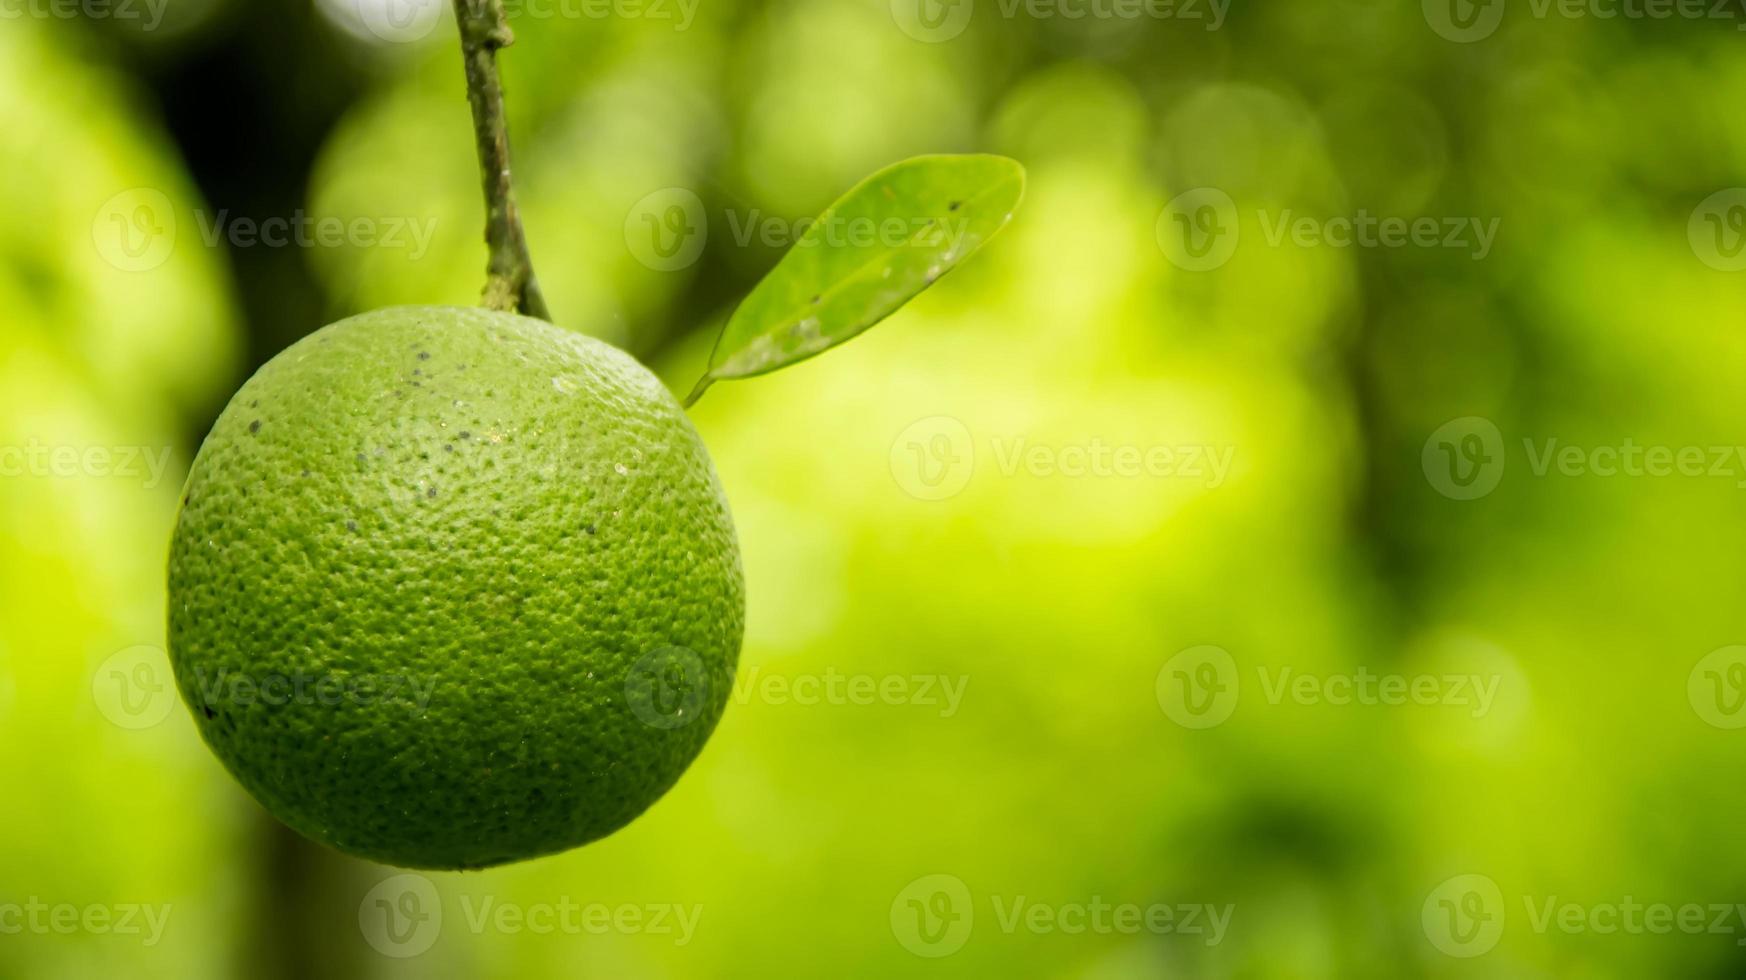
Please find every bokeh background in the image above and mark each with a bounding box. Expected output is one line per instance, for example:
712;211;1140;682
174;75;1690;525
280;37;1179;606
5;0;1746;976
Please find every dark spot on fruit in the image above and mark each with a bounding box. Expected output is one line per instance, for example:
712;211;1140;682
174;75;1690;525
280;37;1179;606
413;369;423;377
346;520;358;533
427;487;439;498
444;444;454;453
949;200;962;211
810;294;821;305
585;523;597;535
300;469;311;478
418;351;431;361
248;420;261;434
460;431;472;440
249;399;259;408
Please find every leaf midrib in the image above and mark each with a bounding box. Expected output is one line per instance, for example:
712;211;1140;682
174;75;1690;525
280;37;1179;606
711;169;1022;377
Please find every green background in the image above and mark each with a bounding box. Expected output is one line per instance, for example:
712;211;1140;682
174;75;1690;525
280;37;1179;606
3;0;1746;976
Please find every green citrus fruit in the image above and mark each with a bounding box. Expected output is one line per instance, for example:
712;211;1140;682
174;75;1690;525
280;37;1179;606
167;305;743;869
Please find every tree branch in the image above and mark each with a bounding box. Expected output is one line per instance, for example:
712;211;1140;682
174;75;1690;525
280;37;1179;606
453;0;550;320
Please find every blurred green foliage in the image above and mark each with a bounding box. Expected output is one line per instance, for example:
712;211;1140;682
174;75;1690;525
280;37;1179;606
4;1;1746;978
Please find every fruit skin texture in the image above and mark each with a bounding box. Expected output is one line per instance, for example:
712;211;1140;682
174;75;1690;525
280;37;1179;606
168;306;743;870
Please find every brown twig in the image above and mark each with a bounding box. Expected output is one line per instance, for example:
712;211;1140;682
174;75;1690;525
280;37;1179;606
452;0;550;320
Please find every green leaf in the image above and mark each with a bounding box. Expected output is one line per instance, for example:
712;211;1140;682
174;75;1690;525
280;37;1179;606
684;154;1025;407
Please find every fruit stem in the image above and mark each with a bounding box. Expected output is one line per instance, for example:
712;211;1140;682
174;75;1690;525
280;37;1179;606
453;0;551;321
681;375;713;409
